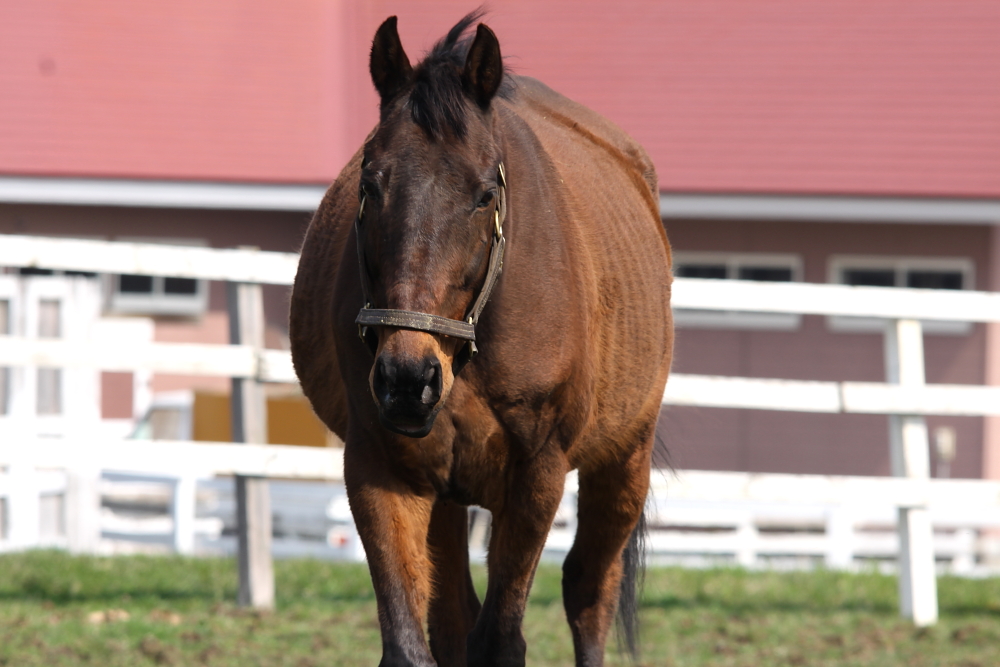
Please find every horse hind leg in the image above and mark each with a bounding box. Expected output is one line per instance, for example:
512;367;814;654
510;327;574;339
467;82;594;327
427;499;482;667
563;441;652;667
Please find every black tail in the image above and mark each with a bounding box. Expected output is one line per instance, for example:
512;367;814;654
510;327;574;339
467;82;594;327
616;509;647;660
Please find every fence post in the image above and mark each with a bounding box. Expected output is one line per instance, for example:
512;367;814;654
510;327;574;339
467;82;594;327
735;513;757;567
885;318;938;626
227;280;274;609
6;463;40;549
171;475;197;555
825;506;854;569
65;466;101;553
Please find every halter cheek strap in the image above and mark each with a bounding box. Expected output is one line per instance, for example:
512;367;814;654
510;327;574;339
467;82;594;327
354;163;508;362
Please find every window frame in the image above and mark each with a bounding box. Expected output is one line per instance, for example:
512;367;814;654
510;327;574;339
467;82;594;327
103;237;209;318
672;252;803;331
827;255;975;335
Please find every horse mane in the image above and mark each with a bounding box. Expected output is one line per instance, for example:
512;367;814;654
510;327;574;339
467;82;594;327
407;9;514;140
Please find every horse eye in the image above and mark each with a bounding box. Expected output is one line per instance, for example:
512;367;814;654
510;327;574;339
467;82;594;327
359;181;377;202
477;191;495;209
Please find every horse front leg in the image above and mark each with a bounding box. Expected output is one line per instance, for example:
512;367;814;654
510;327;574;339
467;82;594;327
467;452;567;667
427;499;482;667
344;447;436;667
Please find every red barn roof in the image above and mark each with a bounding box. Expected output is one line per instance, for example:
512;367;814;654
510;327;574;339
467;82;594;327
2;1;998;197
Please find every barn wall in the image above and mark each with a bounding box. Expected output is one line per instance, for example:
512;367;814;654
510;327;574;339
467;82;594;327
3;1;998;197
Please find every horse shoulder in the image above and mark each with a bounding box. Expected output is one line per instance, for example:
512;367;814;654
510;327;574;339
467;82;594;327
289;149;363;440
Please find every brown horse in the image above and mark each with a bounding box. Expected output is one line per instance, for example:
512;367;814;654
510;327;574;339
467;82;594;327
290;12;672;667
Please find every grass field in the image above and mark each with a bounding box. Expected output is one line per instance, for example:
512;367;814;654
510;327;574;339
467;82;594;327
1;552;999;666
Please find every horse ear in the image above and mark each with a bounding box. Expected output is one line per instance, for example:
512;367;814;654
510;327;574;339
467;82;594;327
370;16;412;104
462;24;503;109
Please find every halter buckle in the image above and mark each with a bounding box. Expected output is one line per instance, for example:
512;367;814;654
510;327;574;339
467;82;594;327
358;301;371;342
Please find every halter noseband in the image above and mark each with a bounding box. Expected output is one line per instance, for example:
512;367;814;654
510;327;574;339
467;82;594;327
354;163;507;365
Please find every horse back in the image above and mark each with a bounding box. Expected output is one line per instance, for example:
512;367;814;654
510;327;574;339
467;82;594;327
513;76;661;216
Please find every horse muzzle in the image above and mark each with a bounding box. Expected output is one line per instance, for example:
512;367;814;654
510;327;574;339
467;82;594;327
370;350;446;437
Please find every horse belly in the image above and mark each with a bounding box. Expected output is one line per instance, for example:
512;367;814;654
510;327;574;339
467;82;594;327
526;103;673;463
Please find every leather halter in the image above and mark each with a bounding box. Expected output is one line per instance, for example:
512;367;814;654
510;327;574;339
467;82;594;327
354;163;507;364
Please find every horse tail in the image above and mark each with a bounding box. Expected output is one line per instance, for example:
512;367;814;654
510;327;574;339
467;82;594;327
616;508;647;660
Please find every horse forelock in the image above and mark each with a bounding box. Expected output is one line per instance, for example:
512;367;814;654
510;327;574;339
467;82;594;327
400;9;514;141
408;58;471;141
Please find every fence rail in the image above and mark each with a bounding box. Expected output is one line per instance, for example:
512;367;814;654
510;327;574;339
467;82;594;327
0;438;342;480
0;234;297;285
664;374;1000;416
671;276;1000;322
0;336;297;383
6;337;1000;417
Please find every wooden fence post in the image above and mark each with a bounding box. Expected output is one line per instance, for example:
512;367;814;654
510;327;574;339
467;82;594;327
885;318;938;626
227;280;274;609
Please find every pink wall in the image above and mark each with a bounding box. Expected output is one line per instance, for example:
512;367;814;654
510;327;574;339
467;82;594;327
3;1;999;196
1;1;348;182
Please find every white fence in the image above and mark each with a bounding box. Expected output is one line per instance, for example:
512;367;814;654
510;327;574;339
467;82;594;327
4;444;999;573
554;471;1000;572
0;438;345;555
3;234;1000;625
4;441;999;568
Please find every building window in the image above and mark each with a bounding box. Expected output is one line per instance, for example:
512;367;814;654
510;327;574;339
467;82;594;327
36;299;62;415
105;238;208;317
106;274;207;317
828;255;974;334
673;252;802;330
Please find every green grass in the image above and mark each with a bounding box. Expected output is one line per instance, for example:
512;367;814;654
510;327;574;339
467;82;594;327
1;552;999;666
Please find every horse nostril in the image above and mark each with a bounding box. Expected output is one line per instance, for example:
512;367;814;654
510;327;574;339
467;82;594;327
373;356;394;401
421;358;442;405
372;354;443;416
420;359;441;405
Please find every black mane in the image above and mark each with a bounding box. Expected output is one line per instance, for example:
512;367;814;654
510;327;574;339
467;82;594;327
407;10;513;140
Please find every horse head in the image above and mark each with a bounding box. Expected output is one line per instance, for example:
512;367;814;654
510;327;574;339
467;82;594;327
356;15;506;438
